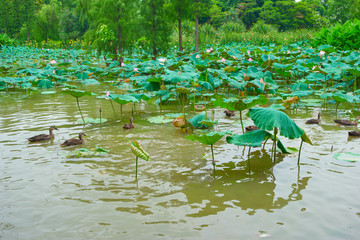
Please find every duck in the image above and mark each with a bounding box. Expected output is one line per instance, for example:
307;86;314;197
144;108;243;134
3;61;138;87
61;132;86;147
245;125;259;132
123;117;134;129
28;126;58;142
224;109;235;117
306;113;321;124
348;130;360;137
333;116;360;126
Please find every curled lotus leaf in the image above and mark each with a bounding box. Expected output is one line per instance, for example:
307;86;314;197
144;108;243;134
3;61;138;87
130;140;149;161
186;130;232;146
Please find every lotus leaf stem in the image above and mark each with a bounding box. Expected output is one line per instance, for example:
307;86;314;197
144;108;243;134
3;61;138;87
239;110;244;133
76;97;85;126
135;156;138;179
211;144;215;166
297;139;304;165
110;100;117;119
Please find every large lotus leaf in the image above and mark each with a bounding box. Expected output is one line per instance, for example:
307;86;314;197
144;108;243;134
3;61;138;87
290;90;313;97
113;94;140;105
244;95;269;108
212;95;246;111
226;129;272;147
37;79;54;88
128;93;152;101
249;108;304;139
332;92;355;103
186;130;232;146
188;113;212;129
63;89;95;98
82;79;100;85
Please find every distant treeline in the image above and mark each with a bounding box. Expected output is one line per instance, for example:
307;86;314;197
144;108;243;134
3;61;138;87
0;0;359;55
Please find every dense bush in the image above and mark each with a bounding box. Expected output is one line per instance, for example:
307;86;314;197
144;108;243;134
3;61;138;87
250;20;278;34
0;34;17;47
312;19;360;50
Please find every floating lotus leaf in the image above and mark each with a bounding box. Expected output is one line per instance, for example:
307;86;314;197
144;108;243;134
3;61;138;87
147;115;173;124
186;130;232;146
250;108;304;139
76;118;107;124
332;92;355;103
130;140;149;161
334;152;360;162
111;94;140;104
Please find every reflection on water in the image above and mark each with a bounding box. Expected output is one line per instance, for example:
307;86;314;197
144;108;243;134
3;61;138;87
184;149;310;217
1;91;360;239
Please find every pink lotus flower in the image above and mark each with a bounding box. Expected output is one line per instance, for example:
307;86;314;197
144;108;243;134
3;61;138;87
50;60;56;64
158;57;167;65
134;68;138;72
206;48;211;53
287;50;291;54
320;50;325;57
248;58;253;62
247;50;250;55
121;62;125;67
221;57;226;63
196;54;200;59
53;70;56;74
260;78;264;84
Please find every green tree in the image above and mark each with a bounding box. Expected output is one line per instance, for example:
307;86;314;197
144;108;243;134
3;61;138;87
141;0;171;57
0;0;11;34
328;0;357;24
33;0;61;42
20;0;35;41
85;0;138;62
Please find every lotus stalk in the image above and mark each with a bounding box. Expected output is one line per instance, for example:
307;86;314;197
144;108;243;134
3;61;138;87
298;139;304;165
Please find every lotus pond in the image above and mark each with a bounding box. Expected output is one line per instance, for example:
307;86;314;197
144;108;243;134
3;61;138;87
1;45;360;239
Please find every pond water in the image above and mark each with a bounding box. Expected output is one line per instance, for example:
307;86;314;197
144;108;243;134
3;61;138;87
1;88;360;239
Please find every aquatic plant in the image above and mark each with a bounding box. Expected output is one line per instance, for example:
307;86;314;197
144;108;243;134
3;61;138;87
130;140;150;179
62;89;95;126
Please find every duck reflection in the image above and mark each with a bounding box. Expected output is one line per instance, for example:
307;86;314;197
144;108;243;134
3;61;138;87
183;149;310;217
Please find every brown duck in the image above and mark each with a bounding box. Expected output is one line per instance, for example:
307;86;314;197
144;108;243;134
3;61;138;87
123;117;134;129
224;109;235;117
306;113;321;124
348;131;360;137
61;132;86;147
245;125;259;132
333;116;360;126
28;126;58;142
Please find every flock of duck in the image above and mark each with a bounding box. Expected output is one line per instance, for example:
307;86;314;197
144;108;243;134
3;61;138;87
305;113;360;136
28;111;359;145
27;117;135;145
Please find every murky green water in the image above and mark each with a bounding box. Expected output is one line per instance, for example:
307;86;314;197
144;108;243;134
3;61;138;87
1;89;360;239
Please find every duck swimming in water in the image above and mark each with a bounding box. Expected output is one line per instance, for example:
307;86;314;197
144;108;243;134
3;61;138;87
61;132;86;147
28;126;58;142
245;125;259;132
333;116;360;126
123;117;134;129
306;113;321;124
348;130;360;137
224;109;235;117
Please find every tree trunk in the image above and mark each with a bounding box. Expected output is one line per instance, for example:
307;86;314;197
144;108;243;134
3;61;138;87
178;5;183;51
195;0;199;52
151;0;157;58
118;25;123;64
26;23;30;42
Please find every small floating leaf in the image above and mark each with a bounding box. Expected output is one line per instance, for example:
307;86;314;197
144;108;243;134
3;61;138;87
334;152;360;162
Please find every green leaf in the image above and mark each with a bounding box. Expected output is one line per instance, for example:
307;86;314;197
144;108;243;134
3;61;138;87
188;113;211;129
130;140;149;161
333;152;360;162
63;89;95;98
186;130;232;146
38;79;54;89
250;108;304;139
226;129;272;147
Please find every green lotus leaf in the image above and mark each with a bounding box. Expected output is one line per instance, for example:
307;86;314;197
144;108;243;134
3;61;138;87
332;92;355;103
269;104;286;111
301;132;313;145
250;108;304;139
186;130;232;146
147;115;173;124
333;152;360;162
38;79;54;88
76;118;107;124
63;89;95;98
226;129;272;147
130;140;149;161
112;94;140;104
188;113;211;129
